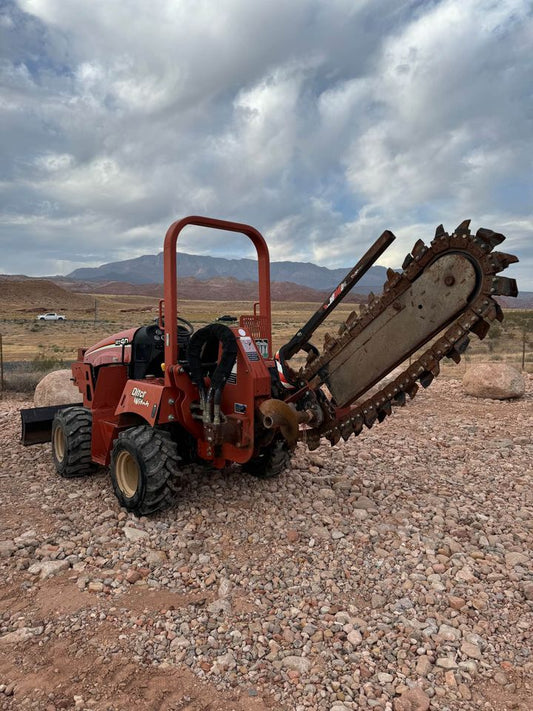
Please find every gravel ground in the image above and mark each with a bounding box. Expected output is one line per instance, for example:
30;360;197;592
0;377;532;711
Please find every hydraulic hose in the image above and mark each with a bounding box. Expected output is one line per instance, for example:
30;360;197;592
187;324;238;423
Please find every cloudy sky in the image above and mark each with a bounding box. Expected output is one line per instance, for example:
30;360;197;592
1;0;531;288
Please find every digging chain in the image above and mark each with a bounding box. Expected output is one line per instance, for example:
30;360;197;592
299;221;518;450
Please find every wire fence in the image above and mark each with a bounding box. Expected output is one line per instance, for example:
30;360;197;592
457;312;533;372
1;311;532;396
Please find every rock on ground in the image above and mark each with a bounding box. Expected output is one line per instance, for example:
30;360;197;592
394;686;430;711
462;362;525;400
33;369;81;407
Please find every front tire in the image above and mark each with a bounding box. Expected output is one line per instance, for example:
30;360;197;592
52;407;97;478
243;436;291;479
110;426;180;515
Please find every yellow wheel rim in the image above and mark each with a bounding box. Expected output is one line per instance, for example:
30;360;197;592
115;450;140;498
53;426;65;463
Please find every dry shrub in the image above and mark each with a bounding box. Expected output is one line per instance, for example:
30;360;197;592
2;366;42;394
1;359;72;396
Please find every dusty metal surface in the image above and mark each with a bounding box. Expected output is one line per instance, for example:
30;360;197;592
279;230;396;362
20;404;81;446
298;222;518;450
259;398;299;446
326;254;477;407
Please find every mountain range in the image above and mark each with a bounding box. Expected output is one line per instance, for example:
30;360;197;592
2;250;529;309
66;251;388;294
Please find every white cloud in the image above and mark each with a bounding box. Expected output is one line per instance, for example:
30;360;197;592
0;0;531;288
344;0;532;214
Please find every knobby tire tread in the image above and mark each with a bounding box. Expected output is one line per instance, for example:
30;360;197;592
243;437;291;479
52;407;97;478
111;426;181;516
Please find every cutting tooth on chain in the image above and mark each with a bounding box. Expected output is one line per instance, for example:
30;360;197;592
392;391;406;406
419;371;434;388
473;236;491;252
363;405;377;428
326;428;341;446
411;239;427;259
352;414;363;435
434;223;446;238
482;302;501;322
488;252;519;273
419;359;440;386
445;346;463;364
305;348;318;367
443;333;469;358
476;228;505;249
454;219;471;236
340;420;353;441
377;400;392;420
431;362;441;379
346;310;358;327
402;253;414;270
455;334;471;354
490;276;518;297
470;319;490;340
424;361;439;379
406;383;419;399
306;434;321;451
386;267;400;286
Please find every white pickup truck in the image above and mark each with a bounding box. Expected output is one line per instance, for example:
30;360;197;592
36;312;66;321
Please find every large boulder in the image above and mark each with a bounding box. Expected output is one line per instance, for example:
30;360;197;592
356;365;406;402
463;362;525;400
34;369;81;407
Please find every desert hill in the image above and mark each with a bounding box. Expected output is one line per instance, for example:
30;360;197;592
0;275;365;321
1;274;530;312
0;278;94;313
495;293;533;309
64;276;366;303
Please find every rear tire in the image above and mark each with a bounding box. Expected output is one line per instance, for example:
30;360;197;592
243;436;291;479
110;426;180;515
52;407;97;478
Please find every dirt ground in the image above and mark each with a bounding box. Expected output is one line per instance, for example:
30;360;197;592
1;374;532;710
0;397;274;711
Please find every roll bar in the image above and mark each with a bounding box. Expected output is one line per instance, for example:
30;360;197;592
162;216;271;376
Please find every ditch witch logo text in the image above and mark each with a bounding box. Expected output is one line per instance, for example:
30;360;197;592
131;387;150;407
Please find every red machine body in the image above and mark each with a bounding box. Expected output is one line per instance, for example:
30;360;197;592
71;216;275;469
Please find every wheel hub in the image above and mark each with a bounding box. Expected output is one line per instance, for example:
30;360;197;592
53;426;65;462
115;450;139;498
